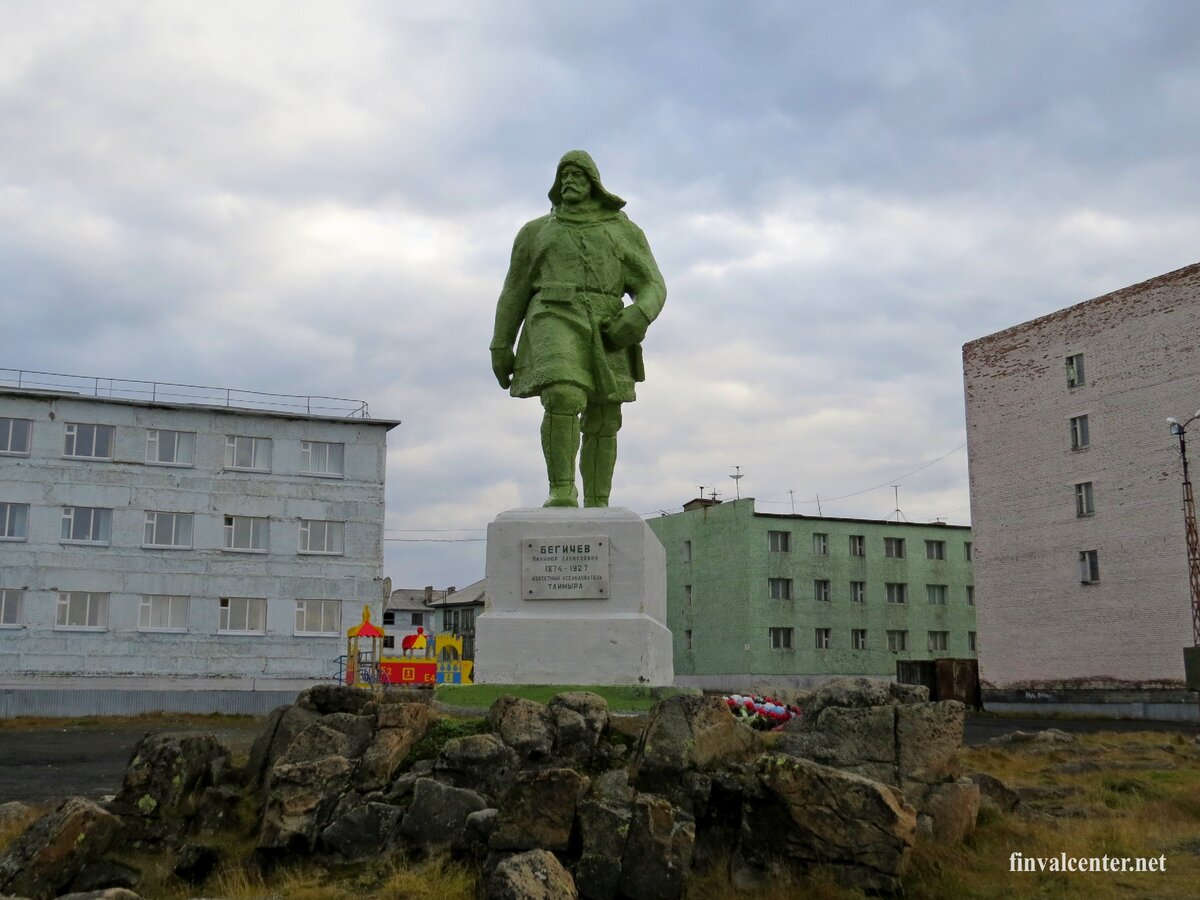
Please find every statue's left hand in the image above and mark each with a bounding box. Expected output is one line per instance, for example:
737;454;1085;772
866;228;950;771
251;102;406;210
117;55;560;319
602;305;651;351
491;345;515;389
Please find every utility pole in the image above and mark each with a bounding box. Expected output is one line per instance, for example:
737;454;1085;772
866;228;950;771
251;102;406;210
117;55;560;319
1168;414;1200;646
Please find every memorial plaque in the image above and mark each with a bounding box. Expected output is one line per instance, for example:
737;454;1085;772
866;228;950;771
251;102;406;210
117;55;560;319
521;536;609;599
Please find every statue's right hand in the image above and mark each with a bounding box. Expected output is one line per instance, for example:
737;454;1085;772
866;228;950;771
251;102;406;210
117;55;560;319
491;346;515;389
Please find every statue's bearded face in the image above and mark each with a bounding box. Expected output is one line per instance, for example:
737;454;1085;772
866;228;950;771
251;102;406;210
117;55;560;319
559;164;592;203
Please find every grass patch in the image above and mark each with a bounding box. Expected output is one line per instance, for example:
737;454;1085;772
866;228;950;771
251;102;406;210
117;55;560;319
0;803;51;854
435;683;695;712
406;715;492;763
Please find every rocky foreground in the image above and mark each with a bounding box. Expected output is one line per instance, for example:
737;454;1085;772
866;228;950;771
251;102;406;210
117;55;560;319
0;678;980;899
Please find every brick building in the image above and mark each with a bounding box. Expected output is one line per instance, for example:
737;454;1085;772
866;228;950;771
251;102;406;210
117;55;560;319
963;262;1200;719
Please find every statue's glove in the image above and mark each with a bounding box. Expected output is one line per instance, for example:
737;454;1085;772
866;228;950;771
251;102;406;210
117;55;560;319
602;304;651;351
490;344;515;389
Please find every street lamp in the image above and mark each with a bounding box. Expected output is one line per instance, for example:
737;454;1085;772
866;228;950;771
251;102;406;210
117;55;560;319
1167;410;1200;691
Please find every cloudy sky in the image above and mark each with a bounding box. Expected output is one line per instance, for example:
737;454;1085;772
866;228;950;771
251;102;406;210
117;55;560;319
3;2;1199;589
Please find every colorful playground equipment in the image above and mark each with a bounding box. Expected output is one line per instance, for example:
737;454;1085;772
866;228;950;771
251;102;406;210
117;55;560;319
340;605;473;687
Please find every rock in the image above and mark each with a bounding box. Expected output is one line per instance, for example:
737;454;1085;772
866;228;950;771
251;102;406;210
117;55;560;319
320;802;404;858
486;849;578;900
779;704;897;785
434;733;520;802
490;769;589;852
66;859;140;894
801;677;894;721
109;732;229;838
549;692;609;758
576;796;632;900
0;802;30;830
244;704;321;788
398;778;487;850
464;808;499;857
259;754;355;852
55;890;144;900
280;723;352;764
376;700;434;731
318;713;376;758
617;794;695;900
0;797;124;900
967;772;1020;813
357;704;433;791
295;684;373;715
193;783;244;832
633;695;758;792
492;697;556;760
172;843;220;885
888;682;930;704
896;702;965;788
921;780;980;843
741;754;916;893
590;769;635;805
985;728;1077;747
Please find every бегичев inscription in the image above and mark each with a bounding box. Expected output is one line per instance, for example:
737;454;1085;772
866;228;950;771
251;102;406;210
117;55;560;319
521;537;609;599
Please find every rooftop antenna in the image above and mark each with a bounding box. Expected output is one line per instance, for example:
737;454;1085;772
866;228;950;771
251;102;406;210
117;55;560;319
730;466;743;500
885;485;909;522
708;487;721;502
815;492;823;517
788;489;796;515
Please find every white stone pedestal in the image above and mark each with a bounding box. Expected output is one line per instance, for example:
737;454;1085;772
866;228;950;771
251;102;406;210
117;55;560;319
474;507;675;686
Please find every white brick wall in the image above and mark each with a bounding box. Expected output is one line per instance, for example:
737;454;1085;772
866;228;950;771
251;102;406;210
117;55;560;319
964;262;1200;689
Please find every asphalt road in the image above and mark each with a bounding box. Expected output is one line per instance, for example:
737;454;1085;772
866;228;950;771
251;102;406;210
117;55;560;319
1;712;1197;806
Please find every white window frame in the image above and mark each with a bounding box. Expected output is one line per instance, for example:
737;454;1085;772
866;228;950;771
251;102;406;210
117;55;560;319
145;429;196;466
927;630;949;652
768;577;793;600
63;423;114;460
851;628;868;650
299;440;345;477
769;626;794;650
1069;415;1090;450
61;506;112;544
55;592;108;630
1079;550;1100;584
885;582;907;604
218;597;267;634
850;581;866;603
887;629;908;652
884;537;905;559
925;540;945;560
926;584;947;605
294;599;341;636
1066;353;1085;387
812;532;828;555
139;595;189;632
849;534;865;557
298;519;345;555
224;435;271;472
1075;481;1094;517
813;579;831;602
0;502;29;541
143;511;194;548
0;418;32;456
0;589;22;627
814;627;831;650
223;515;268;553
768;530;791;552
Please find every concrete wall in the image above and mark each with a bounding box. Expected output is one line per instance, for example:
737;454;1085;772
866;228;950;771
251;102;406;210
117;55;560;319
647;499;975;684
963;262;1200;692
0;390;394;684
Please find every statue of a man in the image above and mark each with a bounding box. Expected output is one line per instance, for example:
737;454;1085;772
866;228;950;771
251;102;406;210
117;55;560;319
490;150;666;508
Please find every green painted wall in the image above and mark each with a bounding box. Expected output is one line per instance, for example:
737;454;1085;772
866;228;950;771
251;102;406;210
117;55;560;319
647;499;976;684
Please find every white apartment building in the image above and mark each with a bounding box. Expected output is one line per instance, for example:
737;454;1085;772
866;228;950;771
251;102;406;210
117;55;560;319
0;379;399;714
963;262;1200;720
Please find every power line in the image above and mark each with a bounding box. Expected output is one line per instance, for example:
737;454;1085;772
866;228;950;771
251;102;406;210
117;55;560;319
384;537;486;543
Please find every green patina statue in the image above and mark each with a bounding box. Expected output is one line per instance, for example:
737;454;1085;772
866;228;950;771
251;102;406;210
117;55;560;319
490;150;667;508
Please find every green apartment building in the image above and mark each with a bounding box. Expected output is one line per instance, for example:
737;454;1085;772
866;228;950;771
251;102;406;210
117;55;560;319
647;498;976;690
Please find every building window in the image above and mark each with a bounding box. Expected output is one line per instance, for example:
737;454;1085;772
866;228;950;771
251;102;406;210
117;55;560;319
684;584;692;606
815;627;831;650
0;589;22;626
682;540;692;563
926;584;947;605
768;530;791;552
139;595;189;631
927;630;949;652
146;429;195;466
1066;353;1085;387
684;629;693;651
298;519;345;555
410;612;424;627
382;610;396;626
0;418;32;455
852;628;868;650
769;626;794;650
768;578;793;600
61;506;112;544
1075;481;1094;517
850;581;866;603
814;579;831;602
1079;550;1100;584
964;541;972;561
224;435;271;471
383;635;395;649
0;502;29;541
884;537;905;559
56;592;108;630
968;631;977;652
849;534;865;557
887;629;908;652
812;532;828;555
925;540;945;560
295;599;341;636
967;585;975;605
143;511;194;548
64;423;114;460
885;582;908;604
300;440;345;477
223;515;268;552
219;597;267;634
1069;415;1090;450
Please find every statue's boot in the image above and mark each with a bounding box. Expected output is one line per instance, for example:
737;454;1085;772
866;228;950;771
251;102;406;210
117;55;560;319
582;434;617;508
542;412;580;507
